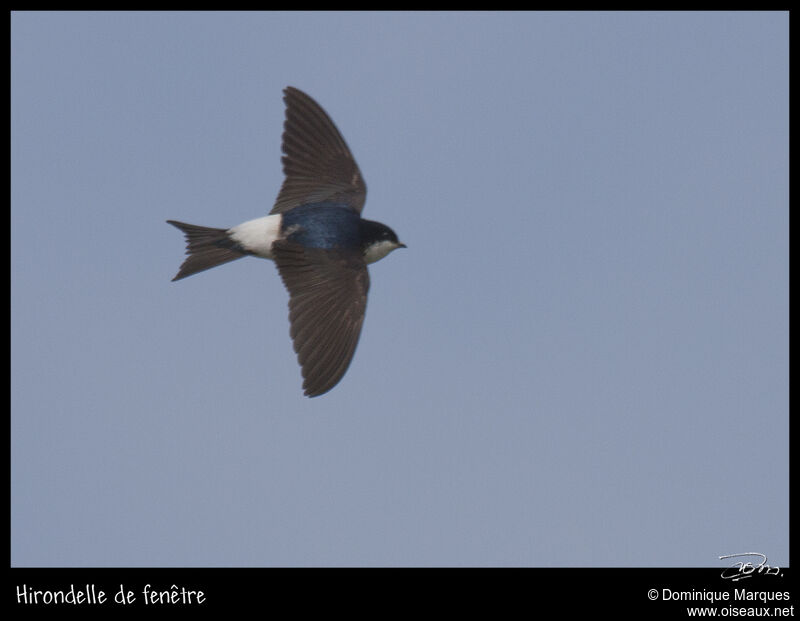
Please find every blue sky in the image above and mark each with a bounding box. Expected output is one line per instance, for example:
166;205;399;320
11;11;788;567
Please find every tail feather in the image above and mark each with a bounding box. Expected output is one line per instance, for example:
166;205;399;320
167;220;248;281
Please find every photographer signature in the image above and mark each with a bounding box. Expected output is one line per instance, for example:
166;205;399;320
719;552;781;581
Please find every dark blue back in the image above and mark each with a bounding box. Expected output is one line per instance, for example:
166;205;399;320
281;202;361;250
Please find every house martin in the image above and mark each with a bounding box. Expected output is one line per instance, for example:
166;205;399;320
168;87;405;397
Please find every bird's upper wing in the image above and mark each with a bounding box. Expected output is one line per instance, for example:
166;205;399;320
272;239;370;397
270;87;367;215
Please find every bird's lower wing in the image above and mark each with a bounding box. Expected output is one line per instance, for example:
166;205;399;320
272;240;370;397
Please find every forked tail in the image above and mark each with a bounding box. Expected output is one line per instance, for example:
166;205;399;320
167;220;248;281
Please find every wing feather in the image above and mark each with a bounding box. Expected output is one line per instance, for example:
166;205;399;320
273;240;370;397
271;87;367;215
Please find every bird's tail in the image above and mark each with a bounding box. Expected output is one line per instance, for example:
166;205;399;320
167;220;248;281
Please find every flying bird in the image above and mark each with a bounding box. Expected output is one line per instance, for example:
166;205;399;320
168;87;405;397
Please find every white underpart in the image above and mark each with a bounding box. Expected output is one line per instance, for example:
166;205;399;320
228;214;283;259
364;240;403;264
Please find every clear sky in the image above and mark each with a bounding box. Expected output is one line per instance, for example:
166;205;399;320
11;11;788;567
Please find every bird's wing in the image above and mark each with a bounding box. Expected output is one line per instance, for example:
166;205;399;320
272;239;370;397
270;87;367;215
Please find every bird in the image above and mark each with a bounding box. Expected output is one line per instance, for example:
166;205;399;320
167;87;405;397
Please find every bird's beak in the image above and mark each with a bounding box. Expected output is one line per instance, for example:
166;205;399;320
397;242;407;249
